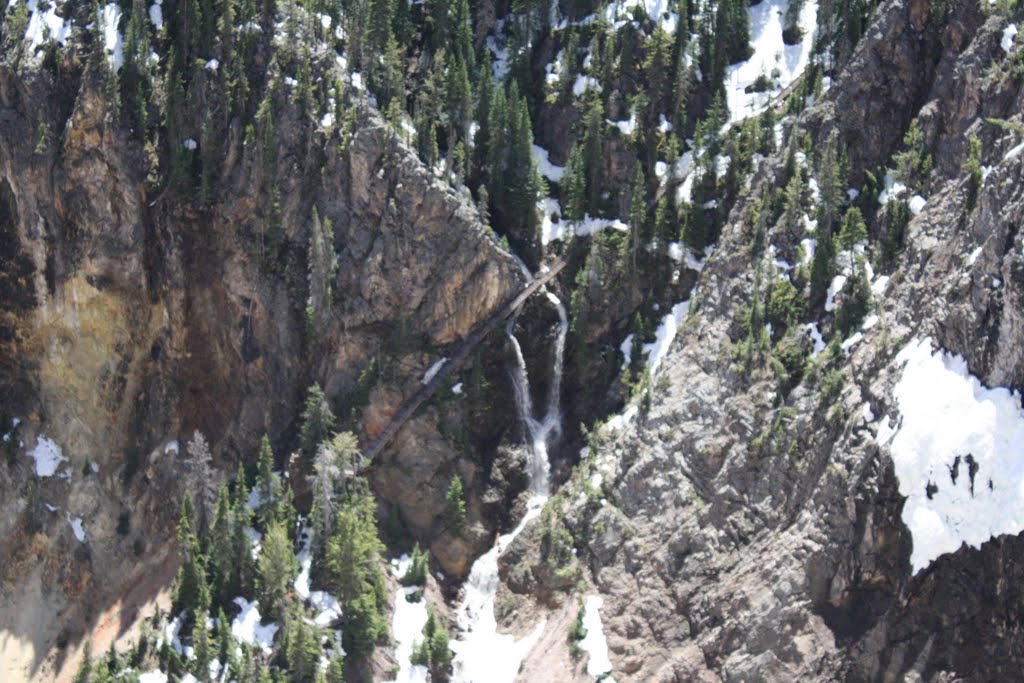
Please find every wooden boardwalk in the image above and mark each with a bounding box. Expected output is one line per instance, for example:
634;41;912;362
360;255;569;464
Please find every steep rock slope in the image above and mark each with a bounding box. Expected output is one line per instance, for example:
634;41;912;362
0;46;525;681
521;0;1024;680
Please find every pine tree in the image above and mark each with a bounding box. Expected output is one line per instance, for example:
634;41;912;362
207;482;235;604
72;641;92;683
281;603;324;683
191;609;213;679
580;94;605;215
628;165;648;273
254;434;282;529
562;142;587;224
300;385;337;461
307;207;338;333
445;475;466;534
472;55;495;182
325;480;388;657
231;463;256;595
257;522;296;621
174;493;211;617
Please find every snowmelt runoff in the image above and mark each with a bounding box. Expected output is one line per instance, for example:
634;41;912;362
448;284;568;682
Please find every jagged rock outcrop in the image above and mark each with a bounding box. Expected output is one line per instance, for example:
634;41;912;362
513;0;1024;680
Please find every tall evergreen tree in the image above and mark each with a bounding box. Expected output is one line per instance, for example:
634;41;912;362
257;522;296;621
299;385;337;460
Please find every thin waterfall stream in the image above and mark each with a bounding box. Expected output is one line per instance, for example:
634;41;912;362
448;273;568;683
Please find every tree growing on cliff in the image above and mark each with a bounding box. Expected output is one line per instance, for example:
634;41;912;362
445;475;466;534
184;430;217;533
300;385;337;461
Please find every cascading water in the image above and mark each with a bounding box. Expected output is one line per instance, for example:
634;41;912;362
506;290;568;496
449;272;568;683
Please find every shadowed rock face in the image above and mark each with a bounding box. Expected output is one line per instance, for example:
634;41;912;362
0;48;525;678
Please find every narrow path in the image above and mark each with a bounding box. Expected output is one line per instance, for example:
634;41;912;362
361;255;569;464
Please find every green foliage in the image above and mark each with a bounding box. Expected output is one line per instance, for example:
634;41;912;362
965;133;982;210
881;199;911;269
835;257;871;337
892;119;933;192
820;369;846;406
280;603;324;683
568;598;587;657
254;434;283;529
540;497;577;580
256;522;296;622
173;493;211;617
401;544;430;586
767;278;804;334
300;385;337;461
325;479;388;657
411;606;452;678
445;475;466;535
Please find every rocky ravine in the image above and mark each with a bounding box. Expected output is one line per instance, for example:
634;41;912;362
0;48;528;680
510;0;1024;680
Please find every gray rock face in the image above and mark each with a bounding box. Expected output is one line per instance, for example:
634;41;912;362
530;0;1024;680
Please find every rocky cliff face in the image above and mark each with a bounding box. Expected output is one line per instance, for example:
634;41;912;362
0;40;527;679
508;0;1024;680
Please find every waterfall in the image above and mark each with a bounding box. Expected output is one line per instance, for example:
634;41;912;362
506;288;568;497
449;272;567;682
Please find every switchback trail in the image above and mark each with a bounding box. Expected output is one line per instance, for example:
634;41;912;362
361;255;569;464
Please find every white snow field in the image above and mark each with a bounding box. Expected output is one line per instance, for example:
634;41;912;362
885;338;1024;573
724;0;819;124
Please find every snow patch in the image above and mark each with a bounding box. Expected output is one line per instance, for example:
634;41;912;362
422;358;447;385
579;595;614;678
805;323;826;357
67;514;86;542
723;0;819;124
384;555;430;683
532;145;564;182
824;275;847;312
1002;23;1018;52
28;436;66;477
889;338;1024;573
642;301;689;375
101;4;124;72
452;382;463;395
231;597;279;653
908;195;927;215
149;1;163;30
25;0;71;49
539;197;628;245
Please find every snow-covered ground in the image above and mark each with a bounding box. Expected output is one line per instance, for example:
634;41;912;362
579;595;615;679
231;597;279;653
1002;23;1018;52
27;436;65;477
101;3;124;71
723;0;819;124
883;338;1024;573
384;555;430;683
643;301;689;375
450;499;547;683
539;197;628;245
533;145;565;182
294;530;343;626
25;0;71;49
